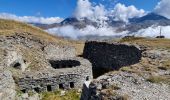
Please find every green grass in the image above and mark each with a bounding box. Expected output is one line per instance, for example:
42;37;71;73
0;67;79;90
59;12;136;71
41;90;80;100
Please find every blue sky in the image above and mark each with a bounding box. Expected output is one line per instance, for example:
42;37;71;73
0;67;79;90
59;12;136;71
0;0;160;18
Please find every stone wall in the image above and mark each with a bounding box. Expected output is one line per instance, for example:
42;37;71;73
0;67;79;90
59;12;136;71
18;74;82;93
16;57;93;93
83;41;142;70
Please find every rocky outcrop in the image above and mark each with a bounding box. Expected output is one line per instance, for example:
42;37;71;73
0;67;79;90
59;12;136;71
43;44;76;59
80;80;127;100
0;70;16;100
6;50;28;71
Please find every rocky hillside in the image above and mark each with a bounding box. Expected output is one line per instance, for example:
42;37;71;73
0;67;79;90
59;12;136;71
81;37;170;100
0;19;85;55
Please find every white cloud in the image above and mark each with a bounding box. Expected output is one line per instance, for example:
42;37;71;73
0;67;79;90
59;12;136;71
47;24;170;39
74;0;93;19
133;25;170;38
111;3;145;22
74;0;107;21
0;13;63;24
46;25;128;39
154;0;170;19
74;1;145;22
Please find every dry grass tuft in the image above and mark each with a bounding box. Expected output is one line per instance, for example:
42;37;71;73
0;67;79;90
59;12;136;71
146;75;170;85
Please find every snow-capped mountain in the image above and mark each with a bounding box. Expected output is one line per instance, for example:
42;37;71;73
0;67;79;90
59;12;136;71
32;13;170;40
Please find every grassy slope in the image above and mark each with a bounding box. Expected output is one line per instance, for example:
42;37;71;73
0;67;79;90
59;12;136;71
0;19;84;55
120;37;170;50
119;37;170;85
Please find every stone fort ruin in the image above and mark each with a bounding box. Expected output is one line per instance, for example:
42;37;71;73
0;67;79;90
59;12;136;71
0;33;93;93
0;33;142;93
17;57;92;93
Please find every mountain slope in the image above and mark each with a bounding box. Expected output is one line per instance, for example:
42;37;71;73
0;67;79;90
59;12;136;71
123;13;170;32
129;13;168;23
0;19;85;55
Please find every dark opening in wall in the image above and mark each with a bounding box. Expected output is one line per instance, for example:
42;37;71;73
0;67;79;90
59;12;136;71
13;62;21;69
21;89;26;93
23;60;26;63
47;85;52;91
59;83;64;89
70;82;74;88
86;76;89;81
93;68;111;78
49;60;81;69
34;87;40;93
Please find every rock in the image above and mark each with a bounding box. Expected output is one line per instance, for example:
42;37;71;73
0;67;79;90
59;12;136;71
0;70;16;100
43;44;76;59
60;91;66;96
5;50;28;71
101;80;110;89
17;93;40;100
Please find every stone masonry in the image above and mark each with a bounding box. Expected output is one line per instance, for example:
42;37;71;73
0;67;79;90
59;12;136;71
17;57;93;93
83;41;142;70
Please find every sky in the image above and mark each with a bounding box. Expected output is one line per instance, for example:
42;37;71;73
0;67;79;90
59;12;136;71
1;0;170;39
0;0;159;18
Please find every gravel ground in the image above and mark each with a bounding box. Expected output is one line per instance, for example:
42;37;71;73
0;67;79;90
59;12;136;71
97;72;170;100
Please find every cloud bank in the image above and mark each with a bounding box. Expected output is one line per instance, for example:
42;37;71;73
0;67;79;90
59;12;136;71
154;0;170;19
0;13;63;24
134;25;170;38
46;25;128;39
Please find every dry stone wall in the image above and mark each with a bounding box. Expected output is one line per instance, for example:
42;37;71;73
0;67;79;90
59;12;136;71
83;41;142;70
16;57;93;93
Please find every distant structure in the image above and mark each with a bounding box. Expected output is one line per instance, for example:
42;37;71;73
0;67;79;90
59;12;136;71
123;35;135;39
156;27;165;38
